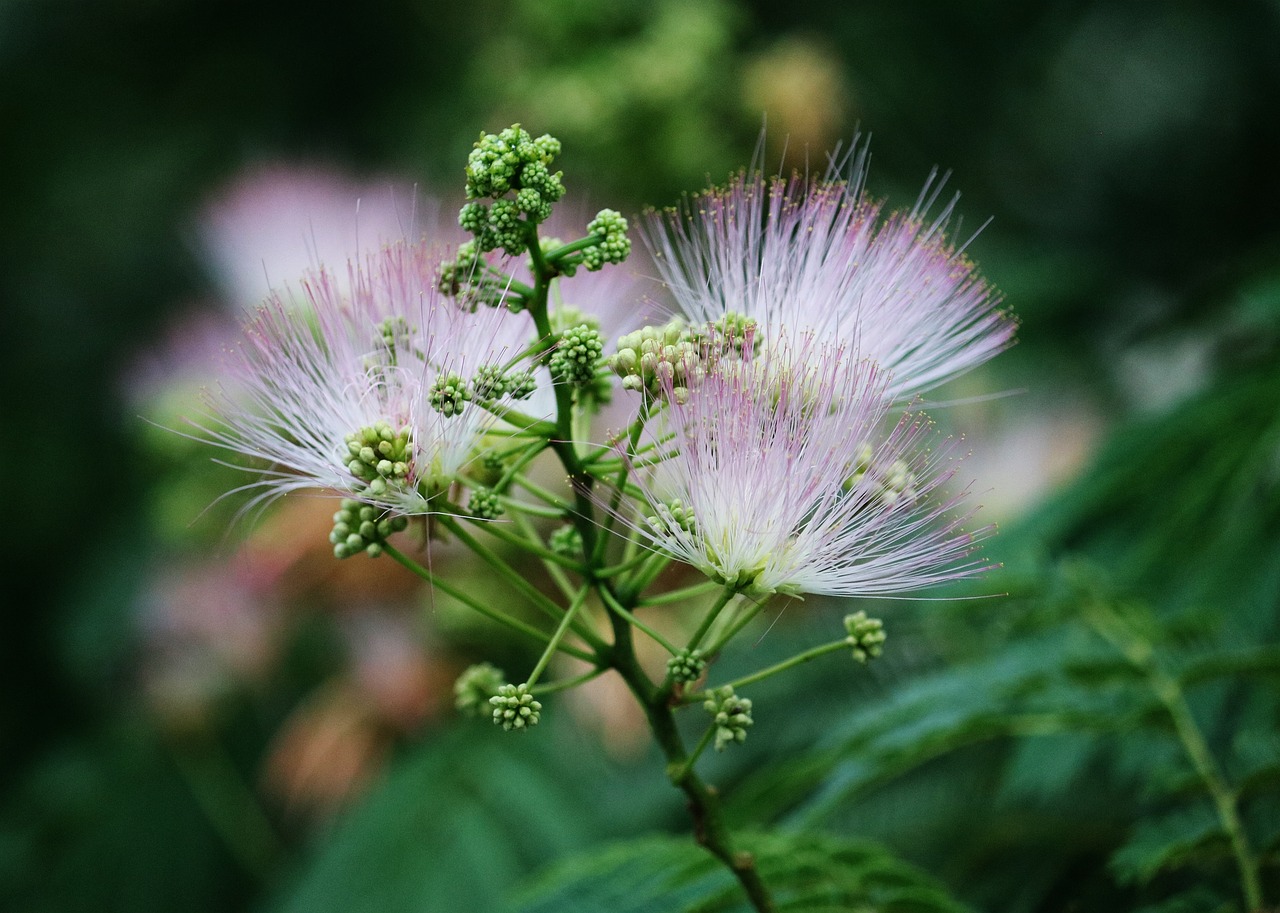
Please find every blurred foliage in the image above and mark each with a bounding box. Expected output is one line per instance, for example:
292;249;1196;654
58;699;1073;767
2;0;1279;911
511;832;975;913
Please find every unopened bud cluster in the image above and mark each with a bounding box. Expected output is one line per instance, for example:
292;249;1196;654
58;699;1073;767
610;313;760;403
468;487;504;520
843;444;919;507
428;372;470;417
346;422;413;495
844;611;886;663
549;323;605;387
548;524;583;559
454;662;505;717
461;125;565;256
667;648;706;684
329;499;409;559
648;499;697;539
491;682;543;731
609;319;704;403
580;209;631;271
704;685;753;751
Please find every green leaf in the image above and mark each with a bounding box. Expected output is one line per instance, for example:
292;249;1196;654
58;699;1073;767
508;832;976;913
1109;802;1223;885
266;722;608;913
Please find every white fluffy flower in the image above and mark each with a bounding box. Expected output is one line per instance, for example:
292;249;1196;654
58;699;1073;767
621;340;987;597
195;239;538;515
641;149;1016;401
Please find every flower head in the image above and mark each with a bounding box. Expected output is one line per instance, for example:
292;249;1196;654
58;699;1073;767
641;147;1015;401
620;339;987;597
195;239;538;516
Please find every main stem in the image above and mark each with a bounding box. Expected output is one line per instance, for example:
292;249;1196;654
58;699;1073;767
523;225;775;912
606;608;776;912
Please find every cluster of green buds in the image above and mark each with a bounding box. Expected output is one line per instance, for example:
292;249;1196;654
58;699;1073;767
704;685;754;751
467;486;504;520
843;443;919;507
490;682;543;731
647;499;697;539
667;648;706;684
844;611;886;663
454;662;506;717
329;499;409;559
579;209;631;272
361;316;417;376
548;524;583;559
549;323;605;388
609;319;705;403
428;372;471;417
345;422;413;496
461;125;565;253
694;312;759;358
470;364;535;402
424;366;539;423
609;313;761;403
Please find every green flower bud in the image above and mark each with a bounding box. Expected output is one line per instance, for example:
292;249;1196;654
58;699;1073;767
549;323;605;388
468;487;504;520
344;422;413;492
581;208;631;271
454;662;506;717
704;685;753;751
843;611;886;663
505;369;538;400
490;682;543;731
429;372;471;417
327;497;407;559
547;524;583;559
667;648;706;684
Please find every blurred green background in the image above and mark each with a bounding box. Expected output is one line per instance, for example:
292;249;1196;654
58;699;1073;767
3;1;1278;911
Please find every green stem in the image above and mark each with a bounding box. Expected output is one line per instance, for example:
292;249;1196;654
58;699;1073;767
527;586;591;687
592;401;650;566
1088;602;1263;912
597;550;654;579
510;510;579;602
544;233;603;264
531;666;607;695
668;723;717;782
513;472;573;511
620;550;673;603
686;639;851;701
686;586;740;652
604;600;775;912
524;215;773;911
598;585;679;655
438;517;606;652
496;496;565;520
702;595;766;656
462;514;586;571
639;579;719;607
383;544;596;663
477;402;557;438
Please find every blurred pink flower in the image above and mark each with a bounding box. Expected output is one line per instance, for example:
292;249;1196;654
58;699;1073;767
197;162;437;308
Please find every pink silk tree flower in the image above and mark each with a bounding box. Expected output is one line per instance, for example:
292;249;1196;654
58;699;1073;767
640;151;1016;402
622;340;988;597
194;239;539;517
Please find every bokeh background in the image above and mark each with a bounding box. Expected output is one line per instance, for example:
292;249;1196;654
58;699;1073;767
3;1;1278;911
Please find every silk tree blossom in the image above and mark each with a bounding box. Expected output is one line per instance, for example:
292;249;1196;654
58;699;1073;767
621;340;988;597
640;149;1016;402
195;239;540;516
